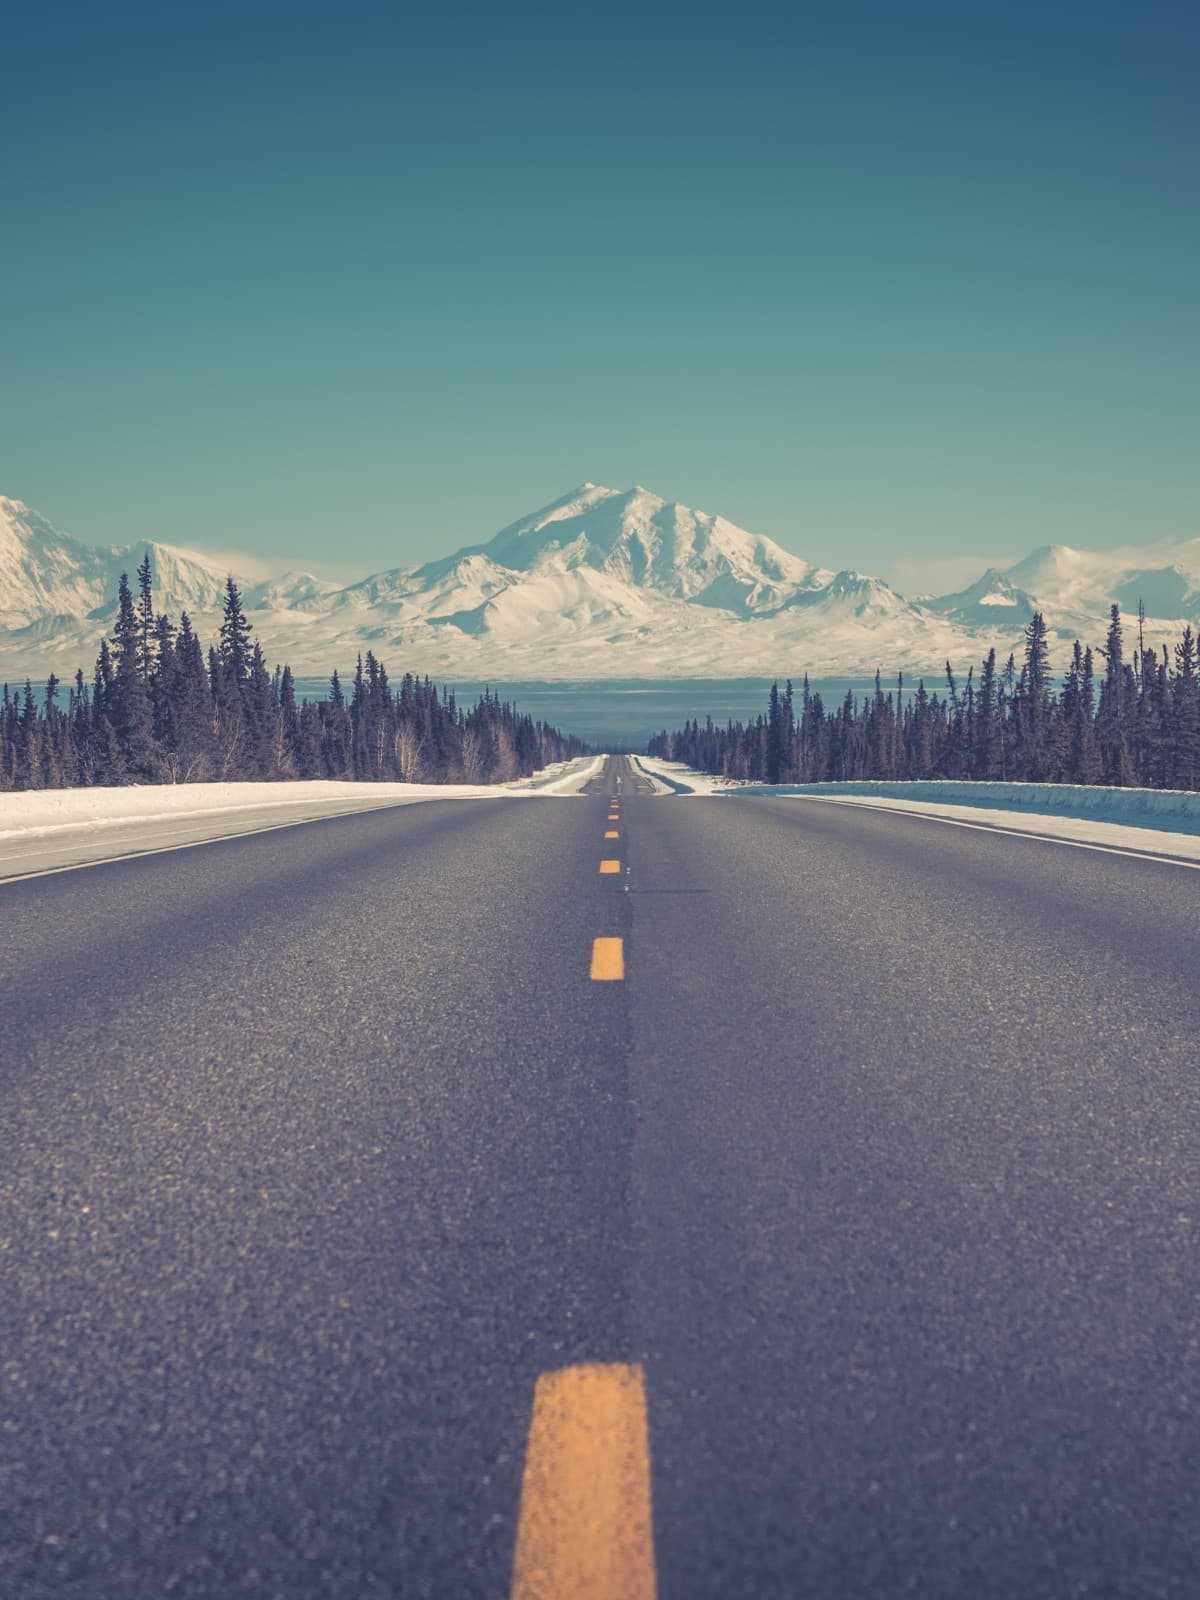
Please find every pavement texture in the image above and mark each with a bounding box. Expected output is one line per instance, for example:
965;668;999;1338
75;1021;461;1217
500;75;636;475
4;756;1200;1598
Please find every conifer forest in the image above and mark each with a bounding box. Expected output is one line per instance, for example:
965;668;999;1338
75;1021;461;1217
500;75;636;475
0;558;588;790
649;609;1200;790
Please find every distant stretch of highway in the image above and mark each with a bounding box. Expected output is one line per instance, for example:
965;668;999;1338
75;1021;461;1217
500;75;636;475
5;755;1200;1597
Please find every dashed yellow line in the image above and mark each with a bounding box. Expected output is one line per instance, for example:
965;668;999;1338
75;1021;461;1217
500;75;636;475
599;859;621;875
604;830;619;839
511;1362;656;1600
590;937;624;980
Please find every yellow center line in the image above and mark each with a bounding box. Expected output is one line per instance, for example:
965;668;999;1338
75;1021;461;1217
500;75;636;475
590;937;624;980
598;859;621;875
604;830;619;839
511;1362;656;1600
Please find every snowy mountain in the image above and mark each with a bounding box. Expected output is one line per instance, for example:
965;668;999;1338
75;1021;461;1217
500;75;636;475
0;498;233;626
1;487;1197;681
451;484;834;610
922;569;1038;629
1004;540;1200;622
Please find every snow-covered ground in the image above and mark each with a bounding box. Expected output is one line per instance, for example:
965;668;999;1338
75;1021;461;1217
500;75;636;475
630;756;728;796
0;755;604;842
632;756;1200;865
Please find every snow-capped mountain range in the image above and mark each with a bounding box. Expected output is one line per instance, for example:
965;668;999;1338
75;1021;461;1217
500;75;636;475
2;484;1198;681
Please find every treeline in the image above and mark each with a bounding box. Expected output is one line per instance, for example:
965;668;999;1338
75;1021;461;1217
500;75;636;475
1;557;587;790
648;608;1200;791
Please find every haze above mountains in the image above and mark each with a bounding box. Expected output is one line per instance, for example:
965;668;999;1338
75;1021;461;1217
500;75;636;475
2;485;1198;683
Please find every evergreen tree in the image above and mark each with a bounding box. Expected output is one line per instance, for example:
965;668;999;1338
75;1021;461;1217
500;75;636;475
1017;612;1053;779
218;576;253;688
16;681;42;790
1099;604;1132;784
242;642;278;778
973;648;1000;778
278;664;300;775
136;551;156;682
107;572;156;779
1172;626;1200;790
766;682;785;784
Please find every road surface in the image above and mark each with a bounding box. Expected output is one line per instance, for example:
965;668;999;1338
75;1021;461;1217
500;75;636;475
4;755;1200;1597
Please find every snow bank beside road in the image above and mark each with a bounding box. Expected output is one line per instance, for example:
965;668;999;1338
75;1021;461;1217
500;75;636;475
770;779;1200;834
0;755;604;841
513;753;605;795
635;759;1200;829
627;757;680;795
632;757;1200;863
631;756;720;795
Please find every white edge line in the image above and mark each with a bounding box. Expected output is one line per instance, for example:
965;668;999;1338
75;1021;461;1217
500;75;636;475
788;793;1200;871
0;800;423;887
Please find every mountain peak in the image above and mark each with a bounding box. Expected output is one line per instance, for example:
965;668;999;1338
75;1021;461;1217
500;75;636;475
925;567;1036;625
465;482;823;615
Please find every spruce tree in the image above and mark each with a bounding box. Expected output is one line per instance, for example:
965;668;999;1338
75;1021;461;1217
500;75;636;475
1172;626;1200;790
974;648;999;778
1099;604;1129;784
242;642;278;778
278;665;300;775
108;572;156;779
766;682;784;784
1019;612;1053;779
136;551;156;682
218;576;253;688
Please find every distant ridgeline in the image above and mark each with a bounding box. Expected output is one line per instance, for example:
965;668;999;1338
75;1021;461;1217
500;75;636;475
649;610;1200;791
0;557;588;791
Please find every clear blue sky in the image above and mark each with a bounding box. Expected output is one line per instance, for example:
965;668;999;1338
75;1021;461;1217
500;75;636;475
2;0;1196;588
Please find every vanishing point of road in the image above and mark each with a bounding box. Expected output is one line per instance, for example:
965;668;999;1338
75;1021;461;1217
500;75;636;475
5;755;1200;1597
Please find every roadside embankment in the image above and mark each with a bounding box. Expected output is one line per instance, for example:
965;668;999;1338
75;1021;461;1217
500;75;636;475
632;756;1200;864
0;755;605;841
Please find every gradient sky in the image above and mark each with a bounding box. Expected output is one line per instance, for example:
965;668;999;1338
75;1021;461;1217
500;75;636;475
2;0;1196;589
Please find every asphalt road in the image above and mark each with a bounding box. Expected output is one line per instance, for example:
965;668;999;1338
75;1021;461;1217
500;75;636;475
5;755;1200;1597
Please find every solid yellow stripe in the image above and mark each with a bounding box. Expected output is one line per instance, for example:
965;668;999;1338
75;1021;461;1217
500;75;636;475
511;1363;656;1600
599;859;621;874
590;937;624;980
604;830;619;839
